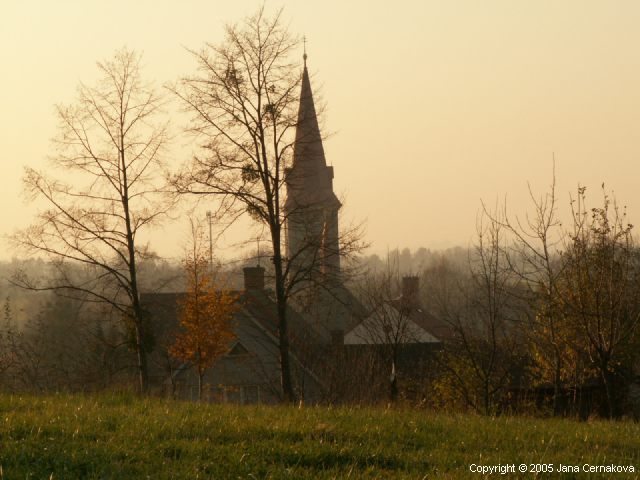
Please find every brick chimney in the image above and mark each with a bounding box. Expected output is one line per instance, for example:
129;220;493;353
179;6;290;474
243;266;265;291
402;276;419;308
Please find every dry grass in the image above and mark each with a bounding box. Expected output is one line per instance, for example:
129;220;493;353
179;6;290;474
0;394;638;478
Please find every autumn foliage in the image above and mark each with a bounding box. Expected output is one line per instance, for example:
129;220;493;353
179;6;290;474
170;223;238;400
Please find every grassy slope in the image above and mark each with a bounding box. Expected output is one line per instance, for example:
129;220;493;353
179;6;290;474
0;394;638;479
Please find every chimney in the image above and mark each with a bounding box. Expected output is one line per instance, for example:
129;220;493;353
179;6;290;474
243;266;265;291
402;276;419;307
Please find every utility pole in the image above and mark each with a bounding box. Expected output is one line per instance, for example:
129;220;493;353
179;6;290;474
206;211;213;274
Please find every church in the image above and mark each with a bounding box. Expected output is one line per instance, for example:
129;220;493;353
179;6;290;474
141;54;354;402
283;51;362;344
141;54;441;403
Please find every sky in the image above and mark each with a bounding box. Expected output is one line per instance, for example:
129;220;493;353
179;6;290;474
1;0;640;261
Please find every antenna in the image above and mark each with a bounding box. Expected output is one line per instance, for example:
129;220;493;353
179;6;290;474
206;211;213;274
256;236;261;267
386;245;390;278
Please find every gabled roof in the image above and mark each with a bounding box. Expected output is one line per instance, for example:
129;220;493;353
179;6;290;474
343;293;453;346
344;304;439;345
140;288;325;364
405;304;454;341
344;302;440;345
291;282;367;335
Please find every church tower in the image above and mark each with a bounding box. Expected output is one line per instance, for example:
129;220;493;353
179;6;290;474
285;53;341;277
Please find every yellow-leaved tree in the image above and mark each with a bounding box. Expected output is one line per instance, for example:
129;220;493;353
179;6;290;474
170;219;238;401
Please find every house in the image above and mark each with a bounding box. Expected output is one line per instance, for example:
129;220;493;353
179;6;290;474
338;276;446;403
141;266;327;403
344;276;447;347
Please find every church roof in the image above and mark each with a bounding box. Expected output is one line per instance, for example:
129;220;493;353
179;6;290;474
285;57;341;212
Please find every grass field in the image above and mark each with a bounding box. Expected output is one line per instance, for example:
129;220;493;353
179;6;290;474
0;394;638;479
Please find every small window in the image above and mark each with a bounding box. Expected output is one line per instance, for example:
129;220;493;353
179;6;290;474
227;342;249;356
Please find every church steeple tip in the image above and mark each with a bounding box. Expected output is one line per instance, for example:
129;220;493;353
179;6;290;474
303;35;308;66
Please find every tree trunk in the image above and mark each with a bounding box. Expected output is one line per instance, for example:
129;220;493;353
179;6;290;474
121;137;149;395
276;288;295;403
273;241;296;403
484;380;491;416
600;360;614;419
552;348;562;416
133;319;149;394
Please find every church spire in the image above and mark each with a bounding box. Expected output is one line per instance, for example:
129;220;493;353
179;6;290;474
292;53;326;171
285;52;339;212
285;52;342;276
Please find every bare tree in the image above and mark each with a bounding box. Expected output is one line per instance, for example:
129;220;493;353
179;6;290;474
435;211;523;414
489;173;568;414
11;48;170;393
484;174;640;417
172;8;363;402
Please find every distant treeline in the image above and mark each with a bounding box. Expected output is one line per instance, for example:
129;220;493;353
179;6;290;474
0;248;466;326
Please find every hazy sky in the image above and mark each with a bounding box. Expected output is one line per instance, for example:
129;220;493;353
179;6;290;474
2;1;640;261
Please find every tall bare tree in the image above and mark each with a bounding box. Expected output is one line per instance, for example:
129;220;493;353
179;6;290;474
489;174;568;414
435;211;523;414
12;48;170;393
172;8;362;402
